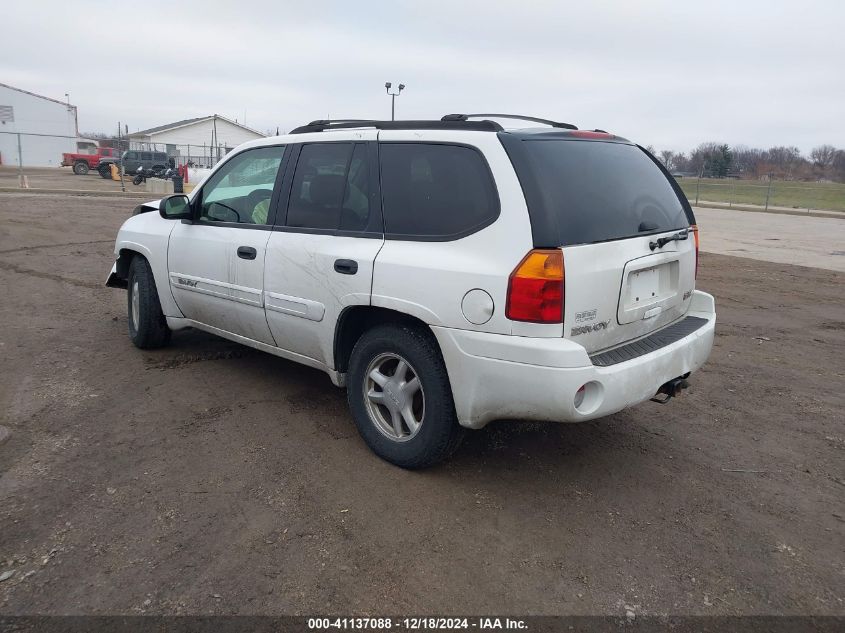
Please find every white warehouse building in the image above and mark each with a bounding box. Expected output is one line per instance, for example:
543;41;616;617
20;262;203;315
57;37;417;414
0;82;79;167
128;115;265;167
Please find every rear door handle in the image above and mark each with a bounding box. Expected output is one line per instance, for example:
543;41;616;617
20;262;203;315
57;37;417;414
334;259;358;275
237;246;257;260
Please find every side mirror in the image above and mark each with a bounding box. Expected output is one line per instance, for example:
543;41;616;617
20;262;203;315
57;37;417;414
159;194;192;220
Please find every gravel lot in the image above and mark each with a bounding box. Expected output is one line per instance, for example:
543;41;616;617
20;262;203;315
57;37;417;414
0;166;138;193
695;207;845;272
0;193;842;616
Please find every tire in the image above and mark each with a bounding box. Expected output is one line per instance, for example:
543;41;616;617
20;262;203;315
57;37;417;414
347;323;464;468
127;256;171;349
132;174;143;186
98;164;111;179
72;161;89;175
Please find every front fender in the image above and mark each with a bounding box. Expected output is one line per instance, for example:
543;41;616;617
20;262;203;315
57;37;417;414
109;213;183;318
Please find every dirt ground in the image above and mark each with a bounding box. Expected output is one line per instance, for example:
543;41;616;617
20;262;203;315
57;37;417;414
0;193;842;616
0;166;157;194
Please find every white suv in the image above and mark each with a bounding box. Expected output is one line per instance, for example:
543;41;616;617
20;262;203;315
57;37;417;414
107;114;716;468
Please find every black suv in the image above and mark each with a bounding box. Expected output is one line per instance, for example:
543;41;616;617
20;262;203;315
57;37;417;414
98;151;171;178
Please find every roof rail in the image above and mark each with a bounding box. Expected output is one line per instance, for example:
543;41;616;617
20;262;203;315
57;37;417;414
442;113;578;130
290;119;504;134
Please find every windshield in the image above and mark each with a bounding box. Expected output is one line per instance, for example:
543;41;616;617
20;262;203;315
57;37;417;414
502;137;693;247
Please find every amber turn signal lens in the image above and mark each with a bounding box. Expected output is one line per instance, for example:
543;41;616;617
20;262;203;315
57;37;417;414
505;249;564;323
690;225;700;278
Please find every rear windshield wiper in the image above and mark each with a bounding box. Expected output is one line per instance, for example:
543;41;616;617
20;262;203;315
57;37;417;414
649;228;689;251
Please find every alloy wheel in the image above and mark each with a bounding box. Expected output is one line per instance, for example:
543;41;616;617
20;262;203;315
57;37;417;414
363;352;425;442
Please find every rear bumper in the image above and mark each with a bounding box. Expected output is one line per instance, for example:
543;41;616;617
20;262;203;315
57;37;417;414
432;290;716;429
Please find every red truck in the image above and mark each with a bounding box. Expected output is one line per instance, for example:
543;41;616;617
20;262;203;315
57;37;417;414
61;146;118;175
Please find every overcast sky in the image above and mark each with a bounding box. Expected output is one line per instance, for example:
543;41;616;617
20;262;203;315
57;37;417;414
2;0;842;154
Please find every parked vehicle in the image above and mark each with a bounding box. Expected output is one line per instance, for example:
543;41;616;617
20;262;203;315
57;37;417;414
61;146;118;175
98;150;171;179
131;165;171;186
106;114;716;468
132;166;151;186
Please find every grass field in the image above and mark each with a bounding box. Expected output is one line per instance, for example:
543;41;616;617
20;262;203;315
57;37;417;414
675;177;845;212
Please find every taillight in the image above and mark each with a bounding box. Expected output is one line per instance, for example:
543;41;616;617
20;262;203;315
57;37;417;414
506;249;564;323
690;225;700;278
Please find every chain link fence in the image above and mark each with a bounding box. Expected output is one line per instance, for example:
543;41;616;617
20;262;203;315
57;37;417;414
0;131;228;191
675;176;845;213
127;140;233;169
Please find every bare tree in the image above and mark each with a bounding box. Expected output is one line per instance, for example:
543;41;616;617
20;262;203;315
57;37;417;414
688;142;720;175
732;145;764;178
763;146;804;180
666;142;842;183
810;144;837;178
810;144;837;167
833;150;845;182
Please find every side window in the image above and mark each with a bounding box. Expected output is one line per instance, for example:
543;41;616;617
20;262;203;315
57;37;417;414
286;143;372;232
198;146;285;225
339;145;371;231
140;152;152;161
125;151;138;160
379;143;499;239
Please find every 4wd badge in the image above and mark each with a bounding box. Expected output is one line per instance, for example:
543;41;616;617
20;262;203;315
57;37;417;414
575;309;597;323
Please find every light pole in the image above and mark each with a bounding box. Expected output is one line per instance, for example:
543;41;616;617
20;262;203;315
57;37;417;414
65;92;78;138
384;82;405;120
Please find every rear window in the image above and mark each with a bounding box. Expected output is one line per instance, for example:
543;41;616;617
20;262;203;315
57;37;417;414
502;138;692;247
379;143;499;240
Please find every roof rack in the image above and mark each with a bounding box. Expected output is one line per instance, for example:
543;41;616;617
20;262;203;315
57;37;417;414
441;113;578;130
290;119;504;134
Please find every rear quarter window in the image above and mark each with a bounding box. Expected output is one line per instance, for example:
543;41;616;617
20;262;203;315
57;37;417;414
379;143;499;240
